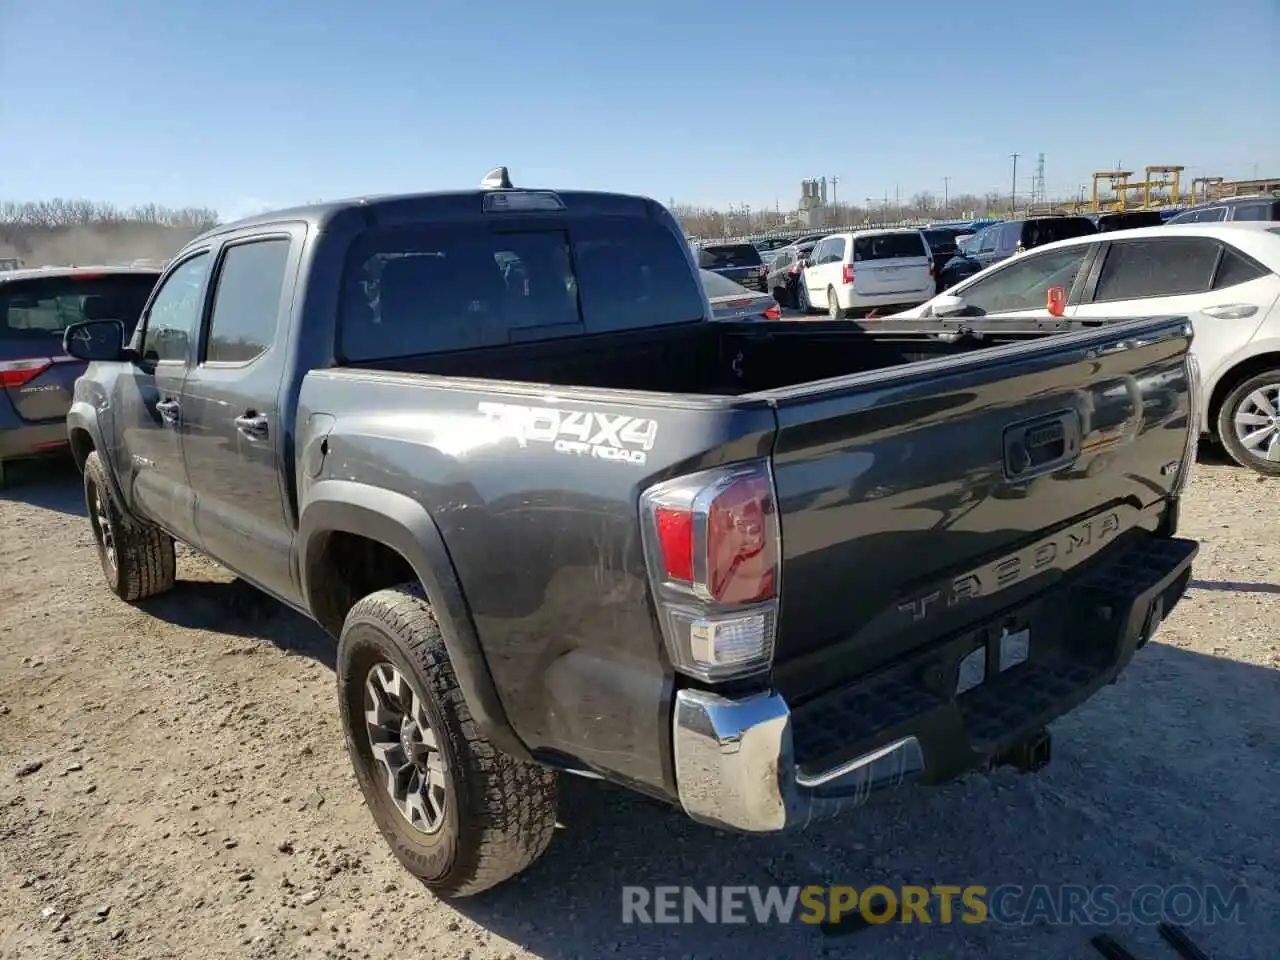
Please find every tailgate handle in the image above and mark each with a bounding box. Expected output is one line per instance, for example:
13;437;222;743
1002;410;1080;480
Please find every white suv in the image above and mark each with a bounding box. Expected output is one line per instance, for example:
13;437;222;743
798;229;935;318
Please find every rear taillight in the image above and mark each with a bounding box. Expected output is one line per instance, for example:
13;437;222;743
841;263;855;286
0;358;53;388
763;303;782;321
640;459;780;682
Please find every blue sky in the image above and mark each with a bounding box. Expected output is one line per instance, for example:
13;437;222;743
2;0;1276;218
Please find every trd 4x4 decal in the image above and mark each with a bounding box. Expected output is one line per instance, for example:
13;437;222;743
477;401;659;465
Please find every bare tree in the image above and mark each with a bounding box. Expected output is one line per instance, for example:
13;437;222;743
0;198;219;265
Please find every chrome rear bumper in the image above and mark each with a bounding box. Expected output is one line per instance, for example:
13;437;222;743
672;688;923;832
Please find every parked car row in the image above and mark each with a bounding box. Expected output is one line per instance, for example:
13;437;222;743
889;221;1280;476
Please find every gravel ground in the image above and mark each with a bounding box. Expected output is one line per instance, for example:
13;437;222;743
1;451;1276;960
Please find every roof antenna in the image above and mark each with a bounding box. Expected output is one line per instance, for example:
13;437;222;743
480;166;513;189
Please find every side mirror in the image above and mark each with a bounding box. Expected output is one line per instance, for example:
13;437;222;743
63;320;126;362
933;294;967;318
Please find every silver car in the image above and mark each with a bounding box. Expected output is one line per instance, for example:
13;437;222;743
700;268;781;321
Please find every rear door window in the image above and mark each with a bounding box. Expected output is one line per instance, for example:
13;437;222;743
340;218;705;360
853;232;927;261
1092;237;1219;301
698;244;762;269
825;237;847;262
203;238;293;364
1;273;158;345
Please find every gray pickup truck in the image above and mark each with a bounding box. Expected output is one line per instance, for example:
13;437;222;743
64;169;1200;897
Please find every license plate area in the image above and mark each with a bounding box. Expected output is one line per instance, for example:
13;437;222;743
952;603;1048;698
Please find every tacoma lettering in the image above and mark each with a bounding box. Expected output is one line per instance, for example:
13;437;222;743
897;512;1124;622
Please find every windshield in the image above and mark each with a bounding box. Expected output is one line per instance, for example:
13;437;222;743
0;273;158;342
698;244;763;269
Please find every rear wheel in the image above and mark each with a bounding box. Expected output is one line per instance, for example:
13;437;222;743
1217;370;1280;476
797;278;812;314
83;451;176;601
828;286;848;320
337;584;559;897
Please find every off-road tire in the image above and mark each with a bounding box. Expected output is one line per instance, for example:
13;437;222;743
337;584;559;897
83;451;176;601
1216;368;1280;477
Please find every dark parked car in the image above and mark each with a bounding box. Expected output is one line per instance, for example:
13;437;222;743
697;242;768;291
0;265;160;487
937;216;1097;290
754;237;794;256
700;269;781;321
765;240;817;308
921;227;973;290
64;170;1197;899
1087;211;1164;232
1165;195;1280;224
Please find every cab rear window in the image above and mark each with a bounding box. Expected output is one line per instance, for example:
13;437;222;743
0;274;158;341
338;218;706;361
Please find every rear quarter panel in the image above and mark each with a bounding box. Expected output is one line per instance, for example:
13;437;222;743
296;369;776;798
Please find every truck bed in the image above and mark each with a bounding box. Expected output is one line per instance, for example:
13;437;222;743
347;320;1004;397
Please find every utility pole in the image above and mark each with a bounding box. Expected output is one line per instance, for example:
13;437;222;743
943;176;950;212
1010;153;1021;216
864;197;873;225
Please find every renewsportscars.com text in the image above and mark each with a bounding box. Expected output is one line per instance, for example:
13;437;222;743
621;884;1248;927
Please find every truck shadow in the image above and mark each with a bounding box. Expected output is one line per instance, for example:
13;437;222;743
446;643;1277;960
0;457;85;516
137;578;336;669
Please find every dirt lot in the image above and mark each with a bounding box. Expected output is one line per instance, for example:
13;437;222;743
1;453;1276;960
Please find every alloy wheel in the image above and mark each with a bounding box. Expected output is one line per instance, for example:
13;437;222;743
363;663;448;834
1232;382;1280;463
87;481;117;574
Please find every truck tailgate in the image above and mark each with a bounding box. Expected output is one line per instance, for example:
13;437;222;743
758;315;1195;705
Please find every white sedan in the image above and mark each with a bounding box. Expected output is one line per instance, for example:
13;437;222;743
891;222;1280;476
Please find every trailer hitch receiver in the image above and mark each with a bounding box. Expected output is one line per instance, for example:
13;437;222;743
997;729;1052;773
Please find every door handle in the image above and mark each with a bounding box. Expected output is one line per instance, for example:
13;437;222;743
234;412;269;439
1201;303;1258;319
155;399;180;424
